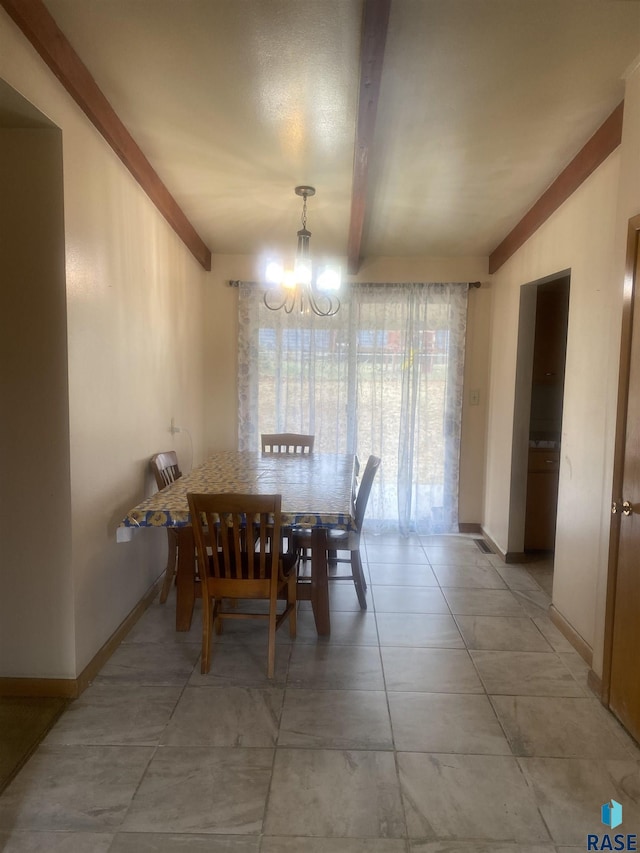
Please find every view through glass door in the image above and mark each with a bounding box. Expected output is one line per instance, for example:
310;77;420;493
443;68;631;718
237;282;468;534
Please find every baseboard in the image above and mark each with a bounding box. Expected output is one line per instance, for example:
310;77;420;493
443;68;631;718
458;522;482;534
479;529;540;564
0;677;79;699
587;668;603;700
480;529;505;561
549;604;593;666
0;575;163;699
504;551;528;564
74;575;164;695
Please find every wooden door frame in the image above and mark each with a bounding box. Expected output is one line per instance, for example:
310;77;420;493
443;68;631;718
600;212;640;705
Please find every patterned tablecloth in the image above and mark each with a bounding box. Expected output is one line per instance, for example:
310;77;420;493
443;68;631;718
121;451;357;531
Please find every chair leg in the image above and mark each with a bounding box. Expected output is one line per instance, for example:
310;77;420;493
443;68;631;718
288;573;297;638
159;530;178;604
214;600;224;635
201;593;213;674
351;550;368;610
267;591;278;679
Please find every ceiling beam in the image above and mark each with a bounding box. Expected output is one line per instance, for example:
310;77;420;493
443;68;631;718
347;0;391;275
1;0;212;271
489;101;624;275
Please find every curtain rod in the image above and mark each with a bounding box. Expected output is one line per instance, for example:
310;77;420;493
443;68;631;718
229;280;483;288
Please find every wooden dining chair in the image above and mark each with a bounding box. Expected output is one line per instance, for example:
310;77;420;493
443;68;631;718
187;492;298;678
149;451;182;604
261;433;315;551
261;433;315;454
294;454;381;610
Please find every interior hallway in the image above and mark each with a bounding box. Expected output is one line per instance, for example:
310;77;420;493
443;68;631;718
0;534;638;851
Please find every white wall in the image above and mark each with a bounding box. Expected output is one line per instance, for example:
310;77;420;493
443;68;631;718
203;254;491;525
484;150;624;655
0;11;207;680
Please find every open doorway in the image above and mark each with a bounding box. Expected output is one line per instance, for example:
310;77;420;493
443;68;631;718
525;278;570;548
507;272;570;586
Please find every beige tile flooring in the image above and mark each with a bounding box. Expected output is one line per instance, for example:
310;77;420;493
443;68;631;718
1;534;639;851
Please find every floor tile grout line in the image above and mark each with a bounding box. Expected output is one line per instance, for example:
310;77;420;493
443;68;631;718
514;754;563;847
13;536;638;847
107;644;199;834
372;563;412;844
261;653;289;845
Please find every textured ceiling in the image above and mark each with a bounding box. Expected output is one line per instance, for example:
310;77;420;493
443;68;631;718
38;0;640;264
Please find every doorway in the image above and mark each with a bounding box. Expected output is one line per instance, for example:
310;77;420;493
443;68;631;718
524;278;570;552
602;213;640;743
507;272;570;567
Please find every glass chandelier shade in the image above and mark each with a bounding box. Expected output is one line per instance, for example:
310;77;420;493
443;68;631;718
263;186;341;316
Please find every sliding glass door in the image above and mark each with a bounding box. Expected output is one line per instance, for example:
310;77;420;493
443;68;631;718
238;282;468;534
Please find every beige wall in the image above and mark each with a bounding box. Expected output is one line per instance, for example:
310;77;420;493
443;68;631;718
485;58;640;671
0;12;207;679
459;285;492;525
592;58;640;674
203;254;490;525
0;128;74;677
484;149;624;655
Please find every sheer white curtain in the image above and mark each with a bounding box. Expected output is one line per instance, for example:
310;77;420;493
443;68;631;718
237;282;468;534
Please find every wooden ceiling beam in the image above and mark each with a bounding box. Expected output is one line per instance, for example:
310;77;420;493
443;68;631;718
1;0;212;271
347;0;391;275
489;101;624;275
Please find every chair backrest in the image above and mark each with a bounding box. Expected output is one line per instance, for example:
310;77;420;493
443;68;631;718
187;492;281;582
261;433;314;455
150;451;182;490
354;455;381;531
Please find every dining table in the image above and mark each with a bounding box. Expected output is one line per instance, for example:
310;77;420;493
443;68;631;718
120;450;357;635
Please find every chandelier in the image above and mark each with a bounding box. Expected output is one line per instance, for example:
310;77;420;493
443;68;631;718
263;186;341;316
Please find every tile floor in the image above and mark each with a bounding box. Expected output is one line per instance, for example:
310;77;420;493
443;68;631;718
1;534;639;852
